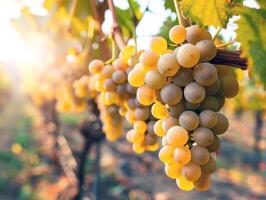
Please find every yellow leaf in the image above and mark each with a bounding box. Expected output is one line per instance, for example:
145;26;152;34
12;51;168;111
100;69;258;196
180;0;232;27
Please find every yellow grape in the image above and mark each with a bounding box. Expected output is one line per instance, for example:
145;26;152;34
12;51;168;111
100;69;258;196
126;110;136;124
147;142;160;151
154;119;166;137
128;68;145;87
166;126;188;147
162;116;179;133
102;65;115;78
151;102;169;119
176;176;194;191
113;58;129;72
136;85;156;106
126;129;134;143
174;146;191;165
131;130;145;143
169;25;186;44
133;121;147;134
157;53;180;77
165;161;182;179
89;59;104;74
162;136;170;146
159;146;174;164
150;36;168;55
119;106;127;116
105;92;119;104
181;161;201;181
133;143;145;154
144;70;167;89
139;51;159;69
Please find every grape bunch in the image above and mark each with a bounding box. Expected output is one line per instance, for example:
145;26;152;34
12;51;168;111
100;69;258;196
128;25;239;191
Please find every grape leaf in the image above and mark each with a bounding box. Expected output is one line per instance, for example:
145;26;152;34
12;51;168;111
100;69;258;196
180;0;232;27
235;5;266;85
164;0;175;12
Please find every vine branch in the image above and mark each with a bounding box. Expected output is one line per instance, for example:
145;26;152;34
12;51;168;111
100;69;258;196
173;0;190;27
107;0;126;50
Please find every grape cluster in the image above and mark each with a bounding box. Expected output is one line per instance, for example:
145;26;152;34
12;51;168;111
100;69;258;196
128;25;239;191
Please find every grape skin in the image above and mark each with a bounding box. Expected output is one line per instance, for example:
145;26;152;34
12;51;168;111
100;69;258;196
157;53;180;77
184;82;206;104
193;63;218;86
176;44;200;68
199;110;218;128
211;113;229;135
172;68;194;87
191;145;210;165
145;70;167;89
160;83;183;105
179;111;199;131
192;127;214;147
196;40;217;62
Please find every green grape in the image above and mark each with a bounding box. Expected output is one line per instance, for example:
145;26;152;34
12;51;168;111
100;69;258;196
196;40;217;61
201;156;216;174
181;161;201;181
199;96;219;111
179;111;199;131
207;135;221;153
112;70;126;84
204;78;220;95
160;83;183;105
193;63;218;86
145;70;167;89
211;113;229;135
172;68;193;87
184;82;205;104
192;127;214;147
176;44;200;68
168;101;186;118
157;53;180;77
186;25;212;45
191;145;210;165
218;76;239;98
199;110;218;128
103;78;116;91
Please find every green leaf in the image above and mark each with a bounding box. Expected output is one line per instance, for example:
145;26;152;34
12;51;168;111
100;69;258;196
256;0;266;9
128;0;142;20
164;0;175;12
180;0;232;27
235;6;266;85
116;8;134;37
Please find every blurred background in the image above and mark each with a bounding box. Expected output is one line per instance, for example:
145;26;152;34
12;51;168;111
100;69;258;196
0;0;265;200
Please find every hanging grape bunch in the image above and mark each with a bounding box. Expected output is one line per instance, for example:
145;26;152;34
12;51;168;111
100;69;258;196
128;24;239;191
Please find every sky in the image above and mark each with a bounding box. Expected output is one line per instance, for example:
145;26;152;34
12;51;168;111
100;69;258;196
0;0;259;65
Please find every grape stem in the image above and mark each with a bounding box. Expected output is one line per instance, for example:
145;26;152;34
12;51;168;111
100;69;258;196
173;0;190;27
107;0;126;50
212;27;222;41
210;49;247;70
68;0;78;31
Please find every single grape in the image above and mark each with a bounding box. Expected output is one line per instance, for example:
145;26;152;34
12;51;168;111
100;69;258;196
139;51;159;69
136;85;156;106
215;64;234;78
127;98;137;110
207;135;221;152
176;44;200;68
169;25;186;44
102;64;115;78
162;116;179;132
162;136;170;146
191;145;210;165
179;111;199;131
103;78;116;91
151;102;169;119
194;174;211;191
204;78;220;95
199;110;218;128
184;82;205;104
201;156;216;174
176;176;194;191
168;101;186;118
89;59;104;74
166;126;188;147
216;95;225;109
126;84;137;94
134;107;150;121
145;70;167;89
192;127;214;147
174;146;191;165
172;68;193;87
112;70;126;84
196;40;217;61
181;161;201;181
134;121;147;134
211;113;229;135
193;63;218;86
159;146;174;164
218;76;239;98
157;53;180;77
150;36;168;55
154;119;165;137
186;25;212;45
113;58;129;71
165;161;182;179
199;96;219;111
160;83;183;105
128;68;145;87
